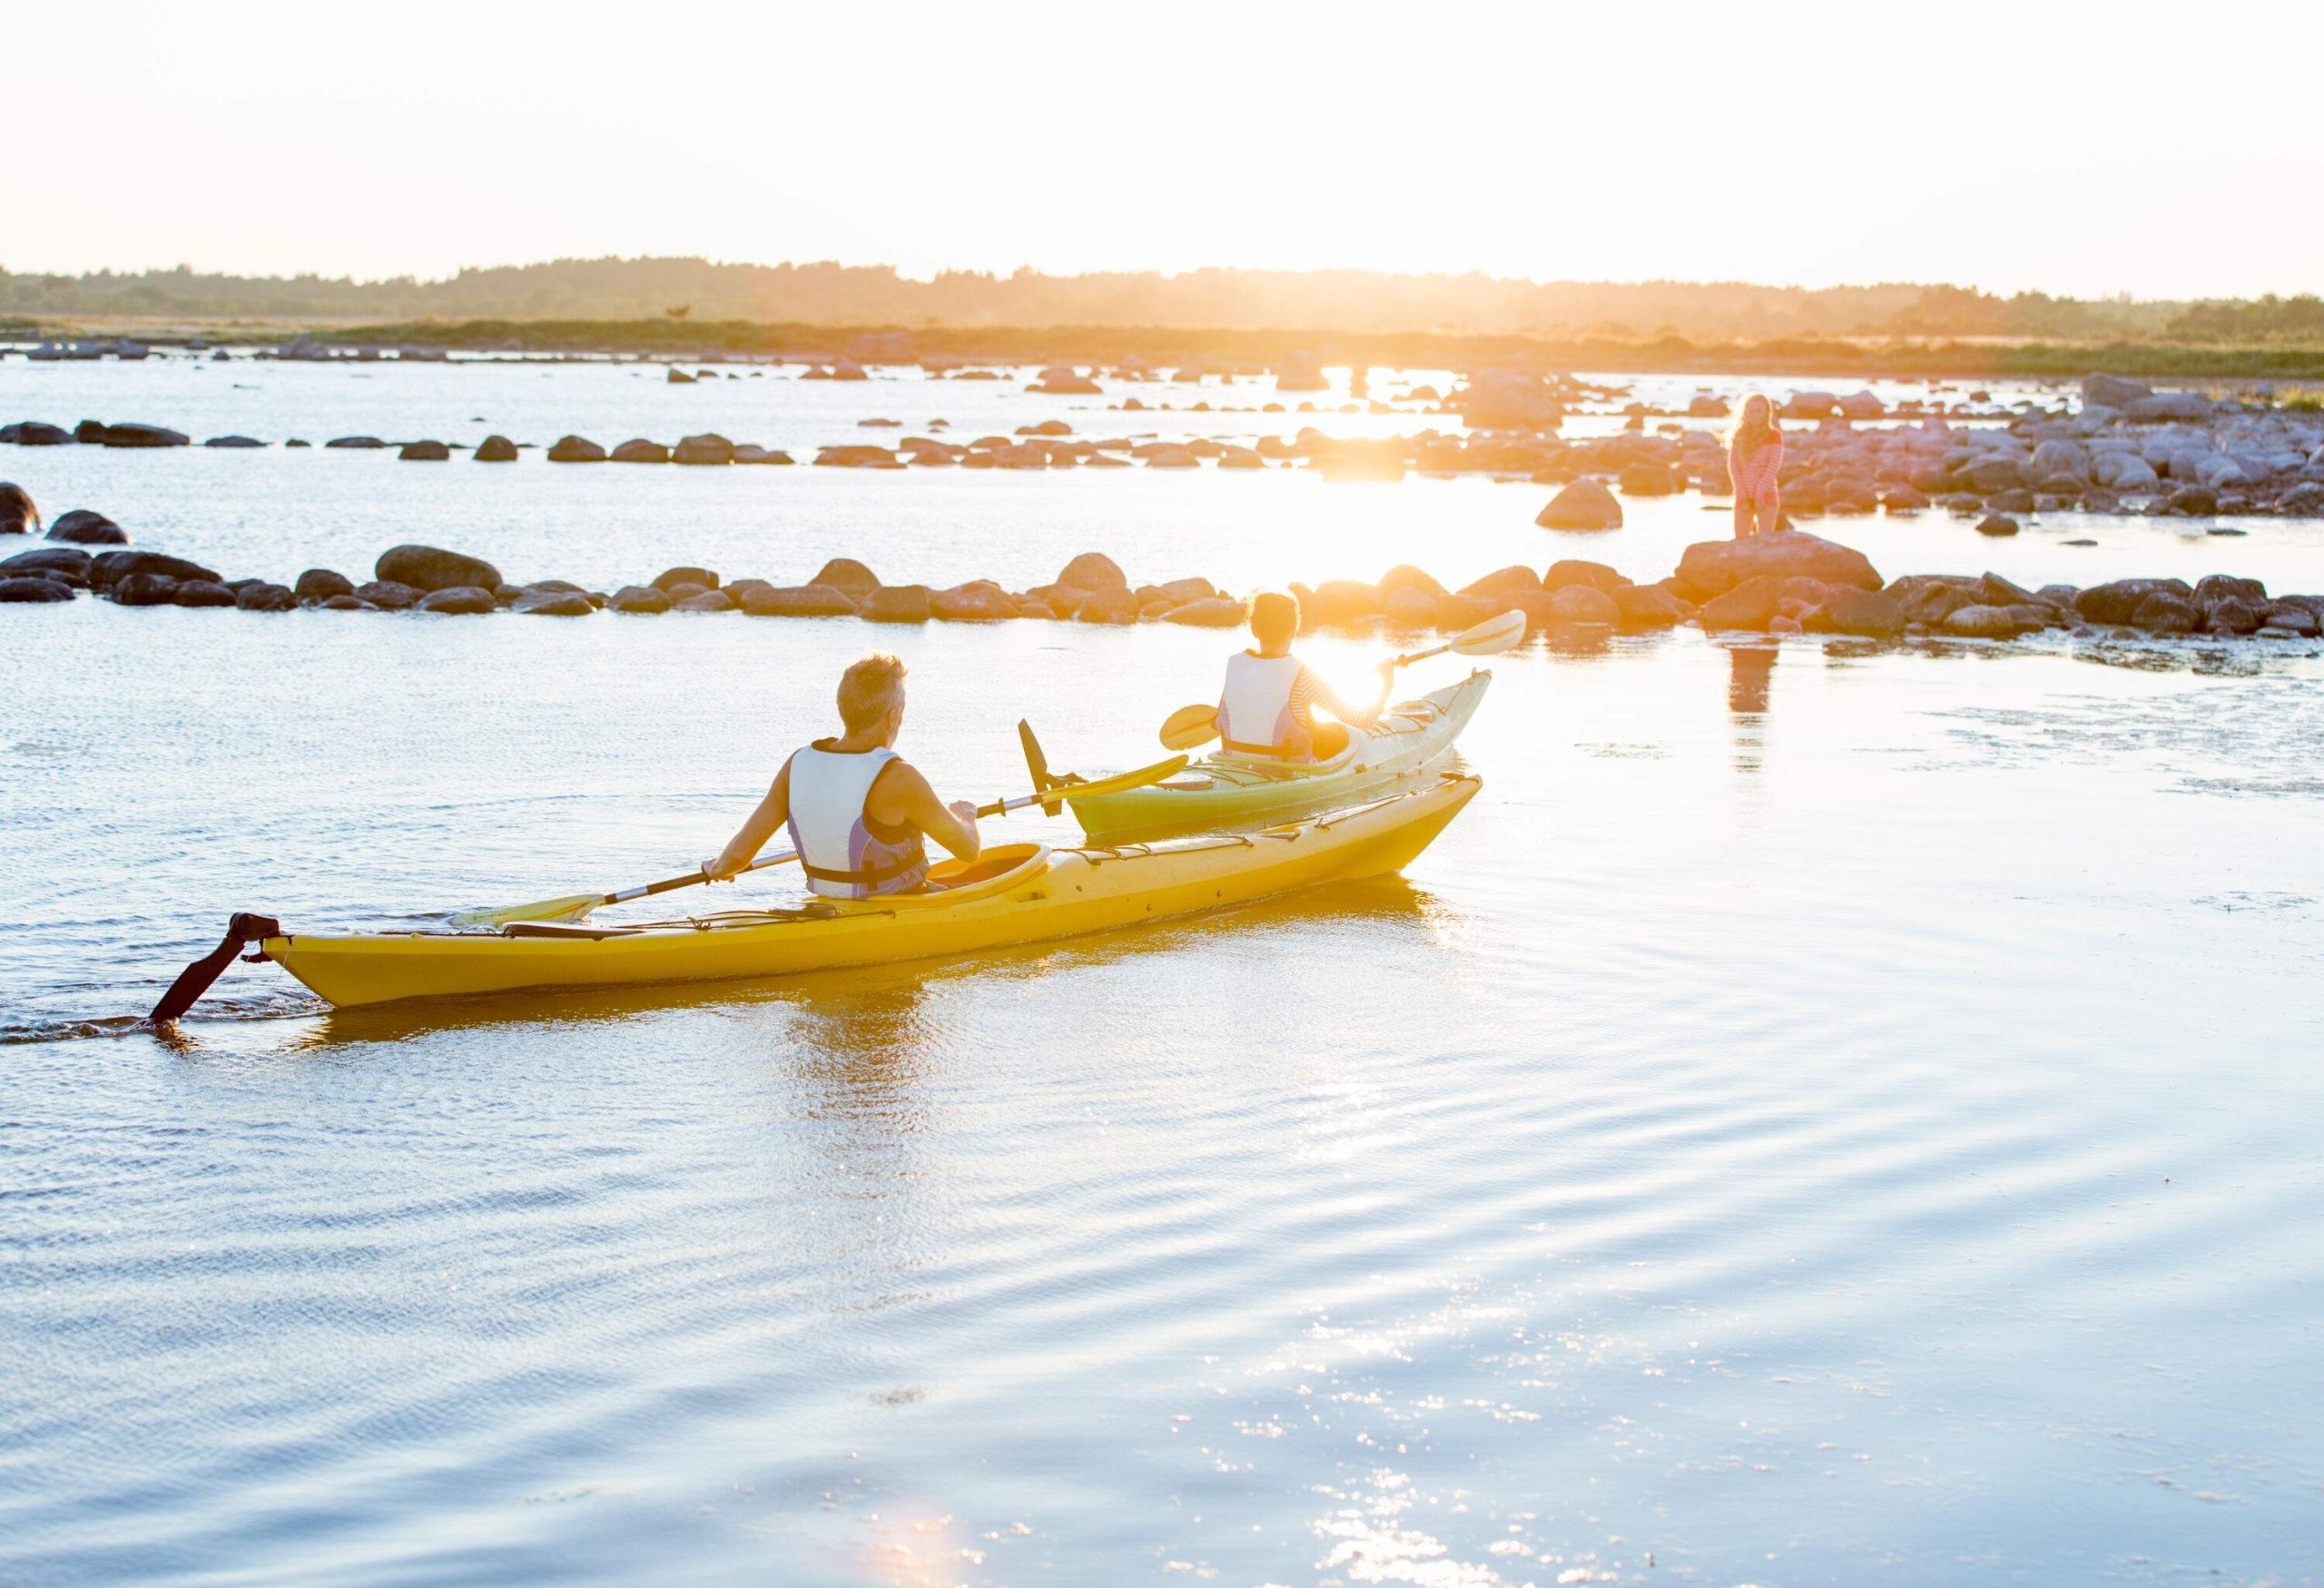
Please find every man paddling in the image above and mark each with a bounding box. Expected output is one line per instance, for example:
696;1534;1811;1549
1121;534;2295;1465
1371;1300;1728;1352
1216;591;1395;760
704;653;980;898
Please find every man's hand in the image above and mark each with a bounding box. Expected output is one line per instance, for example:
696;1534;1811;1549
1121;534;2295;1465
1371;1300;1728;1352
948;798;980;828
702;855;734;883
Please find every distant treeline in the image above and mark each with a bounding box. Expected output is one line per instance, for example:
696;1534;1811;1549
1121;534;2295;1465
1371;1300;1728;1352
5;256;2324;346
302;319;2324;380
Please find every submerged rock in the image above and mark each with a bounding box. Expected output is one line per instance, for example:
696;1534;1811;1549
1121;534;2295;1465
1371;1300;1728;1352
1;547;90;584
48;508;127;545
399;439;452;461
417;586;496;615
234;581;297;612
1536;478;1623;530
0;577;74;602
475;434;519;462
547;435;606;463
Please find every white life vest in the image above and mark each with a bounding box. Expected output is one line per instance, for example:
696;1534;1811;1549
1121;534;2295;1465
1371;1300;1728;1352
784;744;929;900
1216;651;1304;754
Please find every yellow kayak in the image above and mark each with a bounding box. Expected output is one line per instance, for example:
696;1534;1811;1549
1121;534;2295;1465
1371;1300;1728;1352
262;774;1482;1008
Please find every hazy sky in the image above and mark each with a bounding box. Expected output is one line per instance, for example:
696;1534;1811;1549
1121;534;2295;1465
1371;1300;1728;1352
14;0;2317;299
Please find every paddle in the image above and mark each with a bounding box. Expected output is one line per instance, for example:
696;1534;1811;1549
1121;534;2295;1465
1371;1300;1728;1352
1155;608;1529;750
448;755;1189;929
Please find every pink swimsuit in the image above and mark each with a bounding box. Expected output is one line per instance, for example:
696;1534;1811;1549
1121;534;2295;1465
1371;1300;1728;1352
1729;432;1783;535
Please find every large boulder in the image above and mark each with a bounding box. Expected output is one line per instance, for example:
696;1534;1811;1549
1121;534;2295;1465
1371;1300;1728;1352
610;439;670;463
1943;604;2027;640
810;558;880;597
1670;531;1881;602
9;421;72;446
1802;587;1905;638
1;547;91;585
674;590;734;613
109;573;182;606
652;566;720;592
547;435;606;463
1376;564;1446;601
0;481;34;535
1305;578;1385;625
99;423;189;449
1617;463;1680;497
610;584;672;614
1164;596;1246;627
1974;514;2020;538
377;545;503;593
0;577;74;602
1785;391;1839;419
862;586;932;623
1074;588;1140;625
354;580;421;610
234;581;296;612
1612;583;1689;627
1698;576;1788;631
172;580;238;607
48;508;127;545
399;439;452;461
2083;373;2152;409
515;588;595;616
931;580;1019;621
674;433;734;466
1462;565;1545;598
93;549;219;587
1455;370;1562;429
1545;558;1624;593
1542;585;1619;626
2073;578;2193;625
475;434;519;462
2129;393;2214;423
294;567;355;603
740;584;857;616
1535;478;1623;530
417;586;496;615
1057;551;1128;593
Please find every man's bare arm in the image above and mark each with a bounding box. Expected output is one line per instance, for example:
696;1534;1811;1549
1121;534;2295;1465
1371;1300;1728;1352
877;761;981;862
706;757;792;879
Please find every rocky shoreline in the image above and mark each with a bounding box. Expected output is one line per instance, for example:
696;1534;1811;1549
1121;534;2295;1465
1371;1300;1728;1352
6;372;2324;522
3;530;2316;649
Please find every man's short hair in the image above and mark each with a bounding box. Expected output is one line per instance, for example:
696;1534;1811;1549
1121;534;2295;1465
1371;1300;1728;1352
838;653;907;732
1247;590;1301;646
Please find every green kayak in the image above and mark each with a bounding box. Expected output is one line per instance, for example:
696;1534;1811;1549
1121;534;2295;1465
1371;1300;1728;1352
1067;670;1491;841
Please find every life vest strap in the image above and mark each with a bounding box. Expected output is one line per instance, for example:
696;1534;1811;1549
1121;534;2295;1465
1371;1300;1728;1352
800;847;926;886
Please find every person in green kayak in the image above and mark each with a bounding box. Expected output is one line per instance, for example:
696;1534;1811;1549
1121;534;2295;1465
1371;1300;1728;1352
704;653;982;899
1216;590;1395;760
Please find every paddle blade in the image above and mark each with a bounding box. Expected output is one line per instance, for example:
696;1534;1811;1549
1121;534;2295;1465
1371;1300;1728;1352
449;892;606;929
1019;718;1062;816
1448;608;1529;656
1059;755;1191;803
1158;703;1219;751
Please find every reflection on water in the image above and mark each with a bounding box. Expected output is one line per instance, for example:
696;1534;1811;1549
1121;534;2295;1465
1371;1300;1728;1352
1723;642;1777;773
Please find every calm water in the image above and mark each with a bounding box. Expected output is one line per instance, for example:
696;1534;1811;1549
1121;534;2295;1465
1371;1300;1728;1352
3;361;2322;1585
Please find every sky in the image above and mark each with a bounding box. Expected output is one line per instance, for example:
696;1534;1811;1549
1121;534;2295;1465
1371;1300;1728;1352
12;0;2319;301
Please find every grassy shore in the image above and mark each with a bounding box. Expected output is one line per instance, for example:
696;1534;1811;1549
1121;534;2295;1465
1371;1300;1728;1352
14;315;2324;381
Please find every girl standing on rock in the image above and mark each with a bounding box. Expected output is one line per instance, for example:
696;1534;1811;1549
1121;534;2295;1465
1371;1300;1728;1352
1728;394;1784;537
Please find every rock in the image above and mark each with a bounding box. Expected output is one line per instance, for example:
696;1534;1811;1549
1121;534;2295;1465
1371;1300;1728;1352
1989;488;2036;515
816;444;901;468
1617;462;1680;497
326;436;388;449
1433;592;1502;630
2129;592;2200;634
931;580;1019;621
1543;585;1619;626
2094;452;2160;489
1029;367;1101;395
1612;583;1689;628
2205;597;2263;635
377;545;503;592
1057;551;1128;594
475;434;518;462
733;445;793;465
1670;531;1881;602
666;367;695;384
675;433;734;466
2028;439;2092;484
1975;514;2020;537
1698;576;1788;631
294;568;355;603
1943;604;2025;639
399;439;452;461
1462;565;1545;599
1;547;91;584
2197;574;2267;608
1141;576;1219;606
1785;391;1839;419
0;481;34;536
548;435;606;462
675;590;734;613
9;421;72;446
234;581;296;612
1456;370;1563;429
2129;393;2214;423
653;566;721;592
417;585;496;615
1073;588;1139;625
1382;587;1439;626
1838;390;1886;419
1535;478;1623;530
1803;587;1905;638
1965;458;2027;493
611;584;673;614
1165;596;1248;627
862;586;932;623
172;580;238;607
1304;578;1384;625
354;580;421;610
2262;607;2321;636
94;549;219;587
100;423;190;449
1882;486;1930;512
2083;373;2152;409
110;573;181;606
2073;579;2188;625
0;577;74;602
204;435;265;449
742;584;857;616
1977;572;2043;608
48;508;128;545
1376;565;1447;601
1545;559;1624;593
810;558;880;597
2164;485;2220;516
515;588;595;616
611;439;670;463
